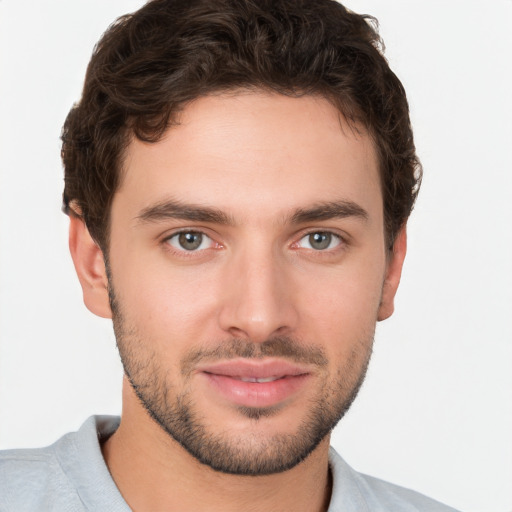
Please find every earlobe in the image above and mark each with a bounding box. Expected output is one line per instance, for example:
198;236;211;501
68;215;112;319
377;226;407;322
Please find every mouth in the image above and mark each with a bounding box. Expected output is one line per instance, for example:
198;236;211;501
197;359;311;409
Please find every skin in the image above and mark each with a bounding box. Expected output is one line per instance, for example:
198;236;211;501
69;91;406;512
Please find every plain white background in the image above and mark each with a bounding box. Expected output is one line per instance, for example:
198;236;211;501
0;1;511;511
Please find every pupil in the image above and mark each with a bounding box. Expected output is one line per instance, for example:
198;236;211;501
179;232;202;250
309;232;331;250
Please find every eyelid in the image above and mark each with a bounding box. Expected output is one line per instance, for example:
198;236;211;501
160;227;348;255
161;226;215;242
162;228;222;253
291;229;347;251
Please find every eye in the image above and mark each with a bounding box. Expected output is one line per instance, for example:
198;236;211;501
166;231;213;251
297;232;342;251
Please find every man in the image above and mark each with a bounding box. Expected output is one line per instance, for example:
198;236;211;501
0;0;460;510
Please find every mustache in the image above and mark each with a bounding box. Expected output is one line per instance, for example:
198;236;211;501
180;336;328;376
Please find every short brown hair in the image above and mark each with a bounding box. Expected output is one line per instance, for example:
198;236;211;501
62;0;421;251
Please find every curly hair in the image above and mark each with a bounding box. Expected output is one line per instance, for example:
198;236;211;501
61;0;421;251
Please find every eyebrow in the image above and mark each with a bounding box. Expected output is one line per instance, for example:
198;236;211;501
290;200;369;224
135;198;368;226
136;200;234;225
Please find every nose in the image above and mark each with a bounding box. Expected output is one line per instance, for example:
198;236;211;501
217;245;299;343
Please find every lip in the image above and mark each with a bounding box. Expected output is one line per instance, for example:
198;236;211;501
197;359;311;409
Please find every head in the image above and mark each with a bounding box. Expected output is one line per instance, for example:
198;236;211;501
64;0;420;476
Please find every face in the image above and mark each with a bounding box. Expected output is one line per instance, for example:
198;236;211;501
74;91;405;475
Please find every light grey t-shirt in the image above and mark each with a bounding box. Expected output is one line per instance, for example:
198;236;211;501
0;416;460;511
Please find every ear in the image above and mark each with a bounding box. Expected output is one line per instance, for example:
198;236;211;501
68;215;112;319
377;226;407;321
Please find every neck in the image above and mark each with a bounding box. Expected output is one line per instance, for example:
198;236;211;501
102;382;332;512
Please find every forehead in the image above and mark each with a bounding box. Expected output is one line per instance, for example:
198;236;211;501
116;91;382;224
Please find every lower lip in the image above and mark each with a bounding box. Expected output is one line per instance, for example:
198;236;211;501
202;373;310;408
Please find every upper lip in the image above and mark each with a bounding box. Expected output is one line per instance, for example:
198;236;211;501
197;359;311;379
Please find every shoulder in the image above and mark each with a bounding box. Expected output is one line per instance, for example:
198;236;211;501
352;473;460;512
0;443;82;511
328;447;461;512
0;416;121;512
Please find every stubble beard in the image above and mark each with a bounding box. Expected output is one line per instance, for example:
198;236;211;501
108;285;374;476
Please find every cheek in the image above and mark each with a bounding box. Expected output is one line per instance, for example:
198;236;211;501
110;249;222;339
297;261;384;348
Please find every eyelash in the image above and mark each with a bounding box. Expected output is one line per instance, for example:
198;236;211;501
292;230;347;255
163;230;219;255
161;229;347;257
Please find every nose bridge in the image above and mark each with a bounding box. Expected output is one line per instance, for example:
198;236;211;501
218;240;297;342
